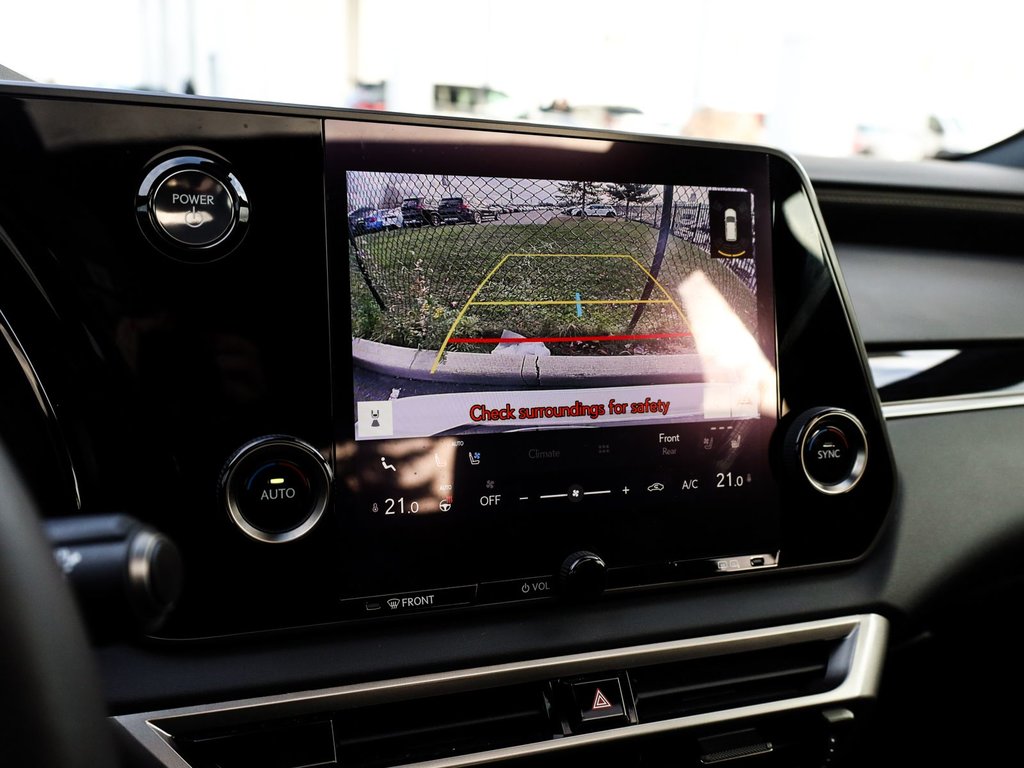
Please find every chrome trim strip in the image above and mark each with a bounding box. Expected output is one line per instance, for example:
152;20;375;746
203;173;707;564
883;393;1024;419
114;614;888;768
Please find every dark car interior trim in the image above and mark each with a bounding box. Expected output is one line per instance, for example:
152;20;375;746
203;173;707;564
5;76;1024;767
114;614;887;768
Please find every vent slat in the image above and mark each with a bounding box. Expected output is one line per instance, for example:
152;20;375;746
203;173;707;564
631;639;837;724
333;684;553;768
176;636;849;768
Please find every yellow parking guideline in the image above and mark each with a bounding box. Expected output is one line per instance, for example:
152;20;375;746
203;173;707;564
717;249;747;258
430;253;512;374
431;252;687;373
471;298;672;306
625;255;690;330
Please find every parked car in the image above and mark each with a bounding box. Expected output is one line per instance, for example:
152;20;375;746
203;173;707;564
569;203;617;218
401;197;441;227
438;196;498;223
380;208;403;230
348;205;382;235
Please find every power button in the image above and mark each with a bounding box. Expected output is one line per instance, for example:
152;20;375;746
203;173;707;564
137;154;250;260
151;169;235;247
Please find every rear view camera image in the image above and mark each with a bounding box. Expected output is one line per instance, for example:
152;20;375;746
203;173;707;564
346;172;768;439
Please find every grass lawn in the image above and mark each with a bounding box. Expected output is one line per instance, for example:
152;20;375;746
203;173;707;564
349;217;754;354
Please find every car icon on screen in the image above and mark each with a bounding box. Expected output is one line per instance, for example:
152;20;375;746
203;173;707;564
724;208;738;242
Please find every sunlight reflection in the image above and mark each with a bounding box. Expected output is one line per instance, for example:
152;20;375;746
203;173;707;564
678;271;777;417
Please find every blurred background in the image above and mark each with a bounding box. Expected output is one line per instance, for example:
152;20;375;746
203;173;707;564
3;0;1020;159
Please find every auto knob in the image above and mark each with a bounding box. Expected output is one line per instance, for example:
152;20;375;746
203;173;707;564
559;550;608;600
220;435;332;543
784;407;869;495
44;514;183;637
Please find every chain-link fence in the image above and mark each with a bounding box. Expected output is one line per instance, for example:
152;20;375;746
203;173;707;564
347;172;756;358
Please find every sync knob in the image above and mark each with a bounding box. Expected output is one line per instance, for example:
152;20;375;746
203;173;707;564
785;407;868;495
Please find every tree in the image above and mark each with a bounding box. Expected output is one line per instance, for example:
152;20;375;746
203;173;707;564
604;183;657;220
380;181;404;210
556;180;604;211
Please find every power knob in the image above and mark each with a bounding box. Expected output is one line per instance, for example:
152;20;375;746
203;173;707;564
559;551;607;600
136;152;250;262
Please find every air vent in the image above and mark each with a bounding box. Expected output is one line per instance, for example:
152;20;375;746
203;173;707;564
122;616;886;768
631;639;839;722
175;683;553;768
332;684;553;767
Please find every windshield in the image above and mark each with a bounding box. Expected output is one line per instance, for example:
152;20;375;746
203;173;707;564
3;0;1021;160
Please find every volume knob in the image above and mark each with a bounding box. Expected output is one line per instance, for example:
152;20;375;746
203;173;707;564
559;551;607;600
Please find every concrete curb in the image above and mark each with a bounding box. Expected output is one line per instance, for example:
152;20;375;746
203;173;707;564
351;337;703;386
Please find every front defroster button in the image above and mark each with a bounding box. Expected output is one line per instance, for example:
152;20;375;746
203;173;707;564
338;585;477;618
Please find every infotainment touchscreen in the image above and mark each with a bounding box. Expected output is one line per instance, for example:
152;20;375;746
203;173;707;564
326;119;781;609
347;171;769;441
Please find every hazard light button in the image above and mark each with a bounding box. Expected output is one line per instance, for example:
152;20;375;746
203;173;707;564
572;678;628;724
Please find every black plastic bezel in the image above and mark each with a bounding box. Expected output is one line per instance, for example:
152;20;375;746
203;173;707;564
0;84;895;638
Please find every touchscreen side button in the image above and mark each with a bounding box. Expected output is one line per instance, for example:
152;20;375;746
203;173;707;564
339;585;477;619
478;576;556;604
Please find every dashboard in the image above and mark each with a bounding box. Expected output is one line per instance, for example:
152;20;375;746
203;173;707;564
1;82;1021;768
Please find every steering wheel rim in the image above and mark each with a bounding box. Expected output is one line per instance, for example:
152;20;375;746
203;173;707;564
0;440;116;767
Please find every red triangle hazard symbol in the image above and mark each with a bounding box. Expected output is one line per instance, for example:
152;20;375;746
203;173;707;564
592;688;612;710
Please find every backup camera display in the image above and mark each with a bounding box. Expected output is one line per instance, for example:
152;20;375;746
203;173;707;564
347;171;771;440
